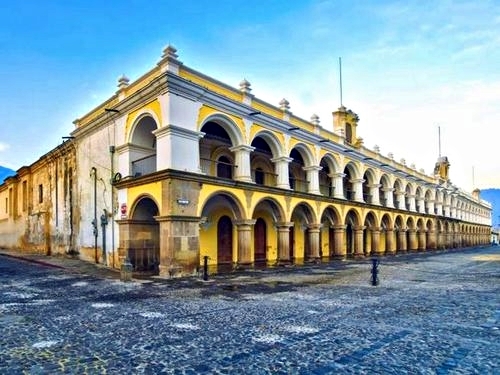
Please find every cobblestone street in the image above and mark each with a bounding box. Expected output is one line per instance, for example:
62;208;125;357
1;247;499;374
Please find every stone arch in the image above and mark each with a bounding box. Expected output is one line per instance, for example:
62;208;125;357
426;219;435;250
127;195;160;274
199;192;246;267
290;202;317;261
394;215;406;251
199;113;244;146
251;198;285;264
393;178;404;210
199;118;243;179
362;168;377;204
343;162;361;200
379;174;392;207
406;216;417;250
250;130;283;159
344;209;361;256
319;154;340;197
320;205;342;258
128;114;159;177
380;213;393;254
415;186;424;213
405;182;416;211
363;211;378;256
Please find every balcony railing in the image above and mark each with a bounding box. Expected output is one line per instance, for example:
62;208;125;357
131;154;156;177
200;158;236;179
290;177;308;192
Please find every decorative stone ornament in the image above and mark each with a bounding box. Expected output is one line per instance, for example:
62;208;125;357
239;79;251;93
310;114;320;126
117;75;130;90
279;98;290;111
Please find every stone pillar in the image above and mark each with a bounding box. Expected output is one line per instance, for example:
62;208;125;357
427;230;437;249
307;224;322;260
372;228;382;255
303;166;322;195
385;229;396;254
352;179;365;202
407;194;416;211
156;215;201;277
229;145;255;183
418;230;426;251
435;203;443;216
397;229;407;251
408;229;418;251
426;200;435;215
369;184;381;205
417;198;426;214
333;225;346;258
354;226;365;257
382;188;395;208
437;230;443;249
333;173;346;199
271;156;293;189
395;191;406;210
235;220;256;266
443;204;450;217
276;222;293;263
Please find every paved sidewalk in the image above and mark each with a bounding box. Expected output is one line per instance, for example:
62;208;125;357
1;246;499;374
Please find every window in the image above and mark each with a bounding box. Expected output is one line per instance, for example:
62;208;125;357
5;197;7;214
38;184;43;204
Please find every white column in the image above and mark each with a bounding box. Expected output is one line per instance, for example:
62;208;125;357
382;188;394;208
303;166;322;195
435;202;443;216
352;178;365;202
153;125;203;173
417;197;426;213
396;191;406;210
230;145;255;183
407;194;416;211
369;184;381;205
332;173;345;199
426;200;435;214
271;156;293;189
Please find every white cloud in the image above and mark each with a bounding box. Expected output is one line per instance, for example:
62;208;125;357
0;142;9;152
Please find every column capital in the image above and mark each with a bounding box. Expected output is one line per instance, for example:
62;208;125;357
382;187;395;192
229;144;255;153
333;224;347;230
271;156;293;163
303;165;322;172
333;172;346;178
307;223;322;231
276;221;294;229
234;219;256;227
350;178;365;184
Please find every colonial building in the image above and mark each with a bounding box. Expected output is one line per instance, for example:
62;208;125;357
0;45;492;276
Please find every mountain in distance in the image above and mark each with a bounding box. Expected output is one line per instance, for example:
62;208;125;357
480;188;500;227
0;166;15;183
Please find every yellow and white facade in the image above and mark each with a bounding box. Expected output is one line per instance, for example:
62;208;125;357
0;45;492;275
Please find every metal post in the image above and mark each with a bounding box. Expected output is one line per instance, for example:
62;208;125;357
371;258;379;286
203;256;209;281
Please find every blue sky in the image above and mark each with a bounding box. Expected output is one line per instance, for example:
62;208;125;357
1;0;499;192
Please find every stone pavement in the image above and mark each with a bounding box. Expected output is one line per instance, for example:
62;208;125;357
0;247;499;374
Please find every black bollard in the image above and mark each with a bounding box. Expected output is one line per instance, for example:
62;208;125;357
371;258;379;286
203;255;209;281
